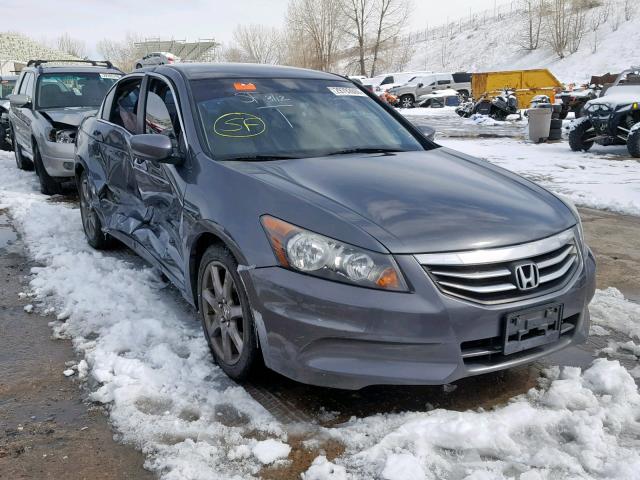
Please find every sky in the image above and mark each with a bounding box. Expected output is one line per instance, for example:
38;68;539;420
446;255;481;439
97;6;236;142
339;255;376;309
3;0;500;56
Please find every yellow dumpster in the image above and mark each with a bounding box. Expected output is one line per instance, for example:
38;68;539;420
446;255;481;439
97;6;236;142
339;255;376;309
472;69;562;107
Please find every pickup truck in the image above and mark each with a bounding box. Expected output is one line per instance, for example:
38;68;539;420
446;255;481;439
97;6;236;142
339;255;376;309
388;72;471;108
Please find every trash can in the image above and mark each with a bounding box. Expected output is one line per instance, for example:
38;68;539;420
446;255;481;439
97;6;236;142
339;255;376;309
527;104;553;143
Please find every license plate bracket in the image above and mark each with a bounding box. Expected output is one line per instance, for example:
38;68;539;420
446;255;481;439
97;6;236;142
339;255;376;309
503;303;563;356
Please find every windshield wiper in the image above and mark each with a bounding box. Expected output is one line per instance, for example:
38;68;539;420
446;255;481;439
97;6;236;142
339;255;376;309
325;148;404;156
222;155;299;162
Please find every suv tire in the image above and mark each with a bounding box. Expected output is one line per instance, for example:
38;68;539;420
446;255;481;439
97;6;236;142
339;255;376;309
569;118;595;152
627;125;640;158
135;63;142;69
79;170;114;249
198;245;260;381
33;143;63;195
13;130;33;170
0;123;12;151
400;95;414;109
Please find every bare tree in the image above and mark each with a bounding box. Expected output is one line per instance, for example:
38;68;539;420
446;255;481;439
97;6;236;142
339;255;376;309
286;0;346;71
624;0;636;21
369;0;410;77
342;0;374;76
568;4;588;53
546;0;571;58
96;33;142;72
232;24;283;64
55;33;87;58
520;0;546;50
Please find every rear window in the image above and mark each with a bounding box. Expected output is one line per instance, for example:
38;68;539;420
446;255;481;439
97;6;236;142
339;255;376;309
36;72;121;109
190;77;425;161
0;79;16;99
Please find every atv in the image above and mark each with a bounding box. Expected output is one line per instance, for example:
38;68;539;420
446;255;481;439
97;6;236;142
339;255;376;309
569;67;640;158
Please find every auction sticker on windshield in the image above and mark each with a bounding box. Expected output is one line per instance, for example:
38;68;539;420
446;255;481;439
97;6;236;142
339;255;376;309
327;87;366;97
99;73;121;80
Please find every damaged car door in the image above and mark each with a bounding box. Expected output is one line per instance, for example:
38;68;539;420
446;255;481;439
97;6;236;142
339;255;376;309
130;75;187;285
94;76;143;234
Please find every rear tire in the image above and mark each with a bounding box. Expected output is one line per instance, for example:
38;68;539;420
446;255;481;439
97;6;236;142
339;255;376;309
627;125;640;158
0;123;12;151
78;170;114;249
569;118;595;152
198;245;260;381
33;143;63;195
400;94;414;108
135;63;142;69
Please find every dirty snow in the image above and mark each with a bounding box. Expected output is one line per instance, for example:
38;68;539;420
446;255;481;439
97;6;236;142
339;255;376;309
438;138;640;217
590;287;640;341
2;146;640;480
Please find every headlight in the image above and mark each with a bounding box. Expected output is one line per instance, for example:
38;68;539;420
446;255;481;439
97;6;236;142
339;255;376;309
48;129;77;144
557;194;585;251
261;216;408;291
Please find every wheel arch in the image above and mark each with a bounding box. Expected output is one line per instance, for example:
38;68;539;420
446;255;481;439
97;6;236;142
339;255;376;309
187;225;249;309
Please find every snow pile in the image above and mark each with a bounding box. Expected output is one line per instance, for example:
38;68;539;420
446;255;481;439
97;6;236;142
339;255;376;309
0;153;284;479
319;359;640;479
469;114;499;126
590;288;640;341
251;439;291;464
439;138;640;217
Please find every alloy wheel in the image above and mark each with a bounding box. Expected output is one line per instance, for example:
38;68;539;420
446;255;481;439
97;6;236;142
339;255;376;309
79;175;98;239
201;261;245;365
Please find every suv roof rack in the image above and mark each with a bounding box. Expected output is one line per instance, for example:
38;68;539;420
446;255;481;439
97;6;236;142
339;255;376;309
26;59;117;70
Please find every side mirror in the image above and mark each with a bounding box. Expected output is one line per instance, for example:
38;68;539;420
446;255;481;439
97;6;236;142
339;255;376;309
8;94;31;108
417;125;436;141
130;134;182;164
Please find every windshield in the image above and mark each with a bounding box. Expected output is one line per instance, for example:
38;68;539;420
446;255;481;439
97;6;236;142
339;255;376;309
191;78;425;161
0;79;16;99
36;72;121;109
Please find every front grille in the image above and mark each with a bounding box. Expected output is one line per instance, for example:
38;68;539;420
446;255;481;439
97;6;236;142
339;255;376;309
416;229;581;304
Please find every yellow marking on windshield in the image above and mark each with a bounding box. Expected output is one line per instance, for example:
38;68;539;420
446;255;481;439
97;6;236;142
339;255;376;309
214;112;266;138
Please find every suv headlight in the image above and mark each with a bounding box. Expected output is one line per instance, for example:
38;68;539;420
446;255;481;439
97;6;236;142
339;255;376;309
261;216;408;291
48;128;77;144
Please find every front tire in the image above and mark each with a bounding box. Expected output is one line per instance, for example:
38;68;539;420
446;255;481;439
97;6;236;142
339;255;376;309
569;118;595;152
79;170;114;249
135;63;142;69
627;125;640;158
198;245;260;381
33;143;63;195
400;94;414;108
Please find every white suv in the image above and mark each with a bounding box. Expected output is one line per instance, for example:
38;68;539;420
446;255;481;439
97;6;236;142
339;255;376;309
389;72;472;108
134;52;181;69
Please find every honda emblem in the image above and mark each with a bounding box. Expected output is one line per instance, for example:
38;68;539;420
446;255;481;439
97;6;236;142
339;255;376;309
514;263;540;291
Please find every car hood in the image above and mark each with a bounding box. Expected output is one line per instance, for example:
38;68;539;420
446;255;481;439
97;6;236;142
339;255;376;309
229;148;575;254
39;106;98;127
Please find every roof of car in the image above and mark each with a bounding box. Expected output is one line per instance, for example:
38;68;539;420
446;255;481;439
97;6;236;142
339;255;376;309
153;62;342;81
22;65;123;75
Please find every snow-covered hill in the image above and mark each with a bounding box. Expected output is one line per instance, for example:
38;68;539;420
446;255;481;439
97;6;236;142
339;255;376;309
408;1;640;83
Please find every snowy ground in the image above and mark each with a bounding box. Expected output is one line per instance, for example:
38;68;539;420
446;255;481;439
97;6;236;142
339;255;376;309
1;146;639;479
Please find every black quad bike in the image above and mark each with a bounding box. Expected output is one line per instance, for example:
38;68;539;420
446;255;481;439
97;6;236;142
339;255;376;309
456;89;519;121
569;68;640;158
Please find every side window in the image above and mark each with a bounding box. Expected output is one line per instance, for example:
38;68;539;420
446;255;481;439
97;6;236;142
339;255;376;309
18;73;34;96
108;78;142;134
100;86;117;120
145;78;181;142
381;76;394;85
437;79;450;85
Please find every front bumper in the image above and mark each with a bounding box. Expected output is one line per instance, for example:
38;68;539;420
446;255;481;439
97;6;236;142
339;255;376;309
39;141;75;178
241;249;596;390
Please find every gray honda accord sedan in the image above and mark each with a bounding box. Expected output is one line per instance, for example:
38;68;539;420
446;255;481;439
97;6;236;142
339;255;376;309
74;63;596;389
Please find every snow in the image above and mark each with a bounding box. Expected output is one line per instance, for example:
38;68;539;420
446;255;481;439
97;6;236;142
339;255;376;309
321;359;640;480
590;287;640;341
0;152;284;480
438;138;640;217
251;439;291;464
302;456;348;480
408;2;640;83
